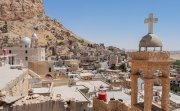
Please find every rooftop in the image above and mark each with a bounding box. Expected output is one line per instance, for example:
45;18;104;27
0;65;27;91
106;90;131;106
76;80;110;92
52;85;89;102
170;93;180;104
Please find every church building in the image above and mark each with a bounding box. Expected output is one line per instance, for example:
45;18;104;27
6;33;45;67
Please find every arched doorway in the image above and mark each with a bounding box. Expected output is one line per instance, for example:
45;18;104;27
45;74;53;81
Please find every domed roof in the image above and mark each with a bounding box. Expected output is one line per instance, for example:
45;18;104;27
21;37;31;46
32;33;38;40
139;33;163;47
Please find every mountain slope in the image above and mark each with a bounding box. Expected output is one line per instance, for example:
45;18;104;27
0;0;90;48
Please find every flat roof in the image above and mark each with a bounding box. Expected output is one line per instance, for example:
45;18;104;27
52;85;89;102
106;91;131;106
170;93;180;104
33;87;51;94
0;65;27;90
76;81;110;92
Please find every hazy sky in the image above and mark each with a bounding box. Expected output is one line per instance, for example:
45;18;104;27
44;0;180;51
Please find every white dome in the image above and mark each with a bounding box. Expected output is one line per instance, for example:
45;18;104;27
139;33;163;47
32;33;38;40
21;37;31;46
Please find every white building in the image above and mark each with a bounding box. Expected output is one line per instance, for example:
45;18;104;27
6;33;45;67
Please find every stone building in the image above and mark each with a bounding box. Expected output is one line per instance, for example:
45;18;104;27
109;54;119;68
64;59;80;71
28;61;54;79
6;33;45;67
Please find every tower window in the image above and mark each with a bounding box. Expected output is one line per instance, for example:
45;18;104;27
25;57;28;61
9;50;12;54
25;50;28;54
49;67;52;72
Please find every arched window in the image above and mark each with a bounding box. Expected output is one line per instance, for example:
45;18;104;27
45;74;53;80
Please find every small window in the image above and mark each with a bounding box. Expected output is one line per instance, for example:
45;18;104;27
9;50;12;54
49;67;52;72
25;57;28;61
25;50;28;54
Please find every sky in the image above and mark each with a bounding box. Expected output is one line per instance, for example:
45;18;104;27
44;0;180;51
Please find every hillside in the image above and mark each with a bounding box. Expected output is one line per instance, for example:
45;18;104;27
0;0;90;48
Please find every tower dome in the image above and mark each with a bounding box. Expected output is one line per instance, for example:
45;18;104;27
32;33;38;40
21;37;31;47
139;13;163;51
139;33;163;47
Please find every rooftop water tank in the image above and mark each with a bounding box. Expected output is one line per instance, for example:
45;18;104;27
98;91;107;101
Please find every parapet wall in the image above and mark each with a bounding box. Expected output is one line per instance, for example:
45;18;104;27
93;98;131;111
130;51;170;61
0;99;65;111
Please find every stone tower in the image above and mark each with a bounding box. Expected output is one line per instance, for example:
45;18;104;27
130;13;174;111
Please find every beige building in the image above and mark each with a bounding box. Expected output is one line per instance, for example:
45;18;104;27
109;54;118;67
7;47;45;66
28;61;54;78
6;33;45;67
64;59;80;71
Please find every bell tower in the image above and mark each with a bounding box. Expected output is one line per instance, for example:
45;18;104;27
130;13;174;111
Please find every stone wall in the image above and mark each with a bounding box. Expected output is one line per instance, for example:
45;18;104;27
28;61;54;77
70;101;89;111
130;51;170;61
93;98;131;111
1;70;29;97
0;99;65;111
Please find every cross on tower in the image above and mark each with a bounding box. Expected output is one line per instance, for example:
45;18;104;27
144;13;158;34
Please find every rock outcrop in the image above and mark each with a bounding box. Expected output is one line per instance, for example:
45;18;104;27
0;0;44;21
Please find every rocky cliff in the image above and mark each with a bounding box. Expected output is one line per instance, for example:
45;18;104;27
0;0;89;48
0;0;44;21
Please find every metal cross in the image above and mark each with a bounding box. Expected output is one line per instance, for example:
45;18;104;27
144;13;158;34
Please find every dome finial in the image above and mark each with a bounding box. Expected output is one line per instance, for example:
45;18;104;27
139;14;163;52
144;13;158;34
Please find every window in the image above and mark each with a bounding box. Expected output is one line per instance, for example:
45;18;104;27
25;50;28;54
9;50;12;54
49;67;52;72
25;57;28;61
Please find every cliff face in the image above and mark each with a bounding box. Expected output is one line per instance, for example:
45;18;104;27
0;0;89;48
0;0;44;21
